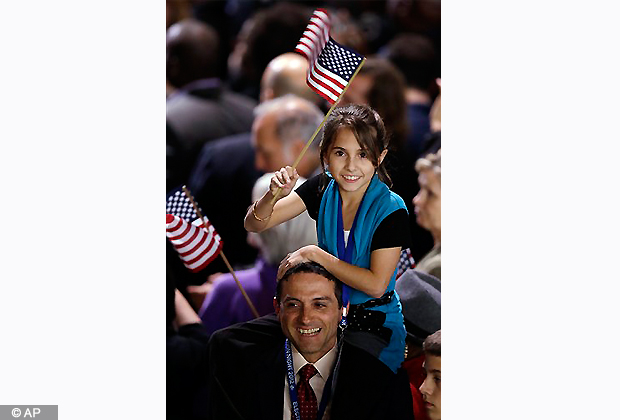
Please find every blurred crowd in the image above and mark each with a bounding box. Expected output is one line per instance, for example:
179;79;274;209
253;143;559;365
166;1;441;419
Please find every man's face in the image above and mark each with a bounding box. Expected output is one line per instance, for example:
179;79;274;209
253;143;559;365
276;272;342;363
420;355;441;420
252;112;292;173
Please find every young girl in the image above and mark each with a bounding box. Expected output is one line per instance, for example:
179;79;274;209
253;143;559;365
244;104;411;373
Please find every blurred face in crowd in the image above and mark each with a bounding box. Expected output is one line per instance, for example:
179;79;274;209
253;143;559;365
413;168;441;235
340;74;373;106
252;112;292;173
275;272;342;363
420;355;441;420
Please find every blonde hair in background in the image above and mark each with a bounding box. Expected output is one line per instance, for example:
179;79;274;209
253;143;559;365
415;149;441;178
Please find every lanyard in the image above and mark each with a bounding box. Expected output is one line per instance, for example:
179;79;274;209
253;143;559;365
336;196;362;306
285;339;334;420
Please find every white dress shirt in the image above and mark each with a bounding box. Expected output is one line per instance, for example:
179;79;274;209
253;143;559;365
283;344;338;420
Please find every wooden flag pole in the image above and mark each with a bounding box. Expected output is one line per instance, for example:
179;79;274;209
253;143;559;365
270;57;367;205
182;186;261;319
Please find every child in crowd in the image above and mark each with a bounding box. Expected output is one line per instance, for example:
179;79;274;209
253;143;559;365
420;330;441;420
245;104;411;373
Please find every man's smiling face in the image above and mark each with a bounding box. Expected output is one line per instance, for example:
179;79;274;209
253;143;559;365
276;272;342;363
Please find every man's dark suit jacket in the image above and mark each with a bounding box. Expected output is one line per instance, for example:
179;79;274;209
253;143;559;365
207;314;414;420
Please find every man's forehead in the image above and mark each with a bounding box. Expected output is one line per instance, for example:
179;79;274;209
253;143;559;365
282;272;336;295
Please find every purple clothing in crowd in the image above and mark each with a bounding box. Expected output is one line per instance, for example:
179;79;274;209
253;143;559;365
198;257;278;335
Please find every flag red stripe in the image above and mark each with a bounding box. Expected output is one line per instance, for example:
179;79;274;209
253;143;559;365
168;221;193;241
188;240;223;273
185;236;222;269
178;229;208;259
309;73;341;98
186;236;220;265
300;34;318;50
307;22;326;46
295;47;309;59
307;83;336;104
312;64;345;90
166;215;184;232
301;29;322;63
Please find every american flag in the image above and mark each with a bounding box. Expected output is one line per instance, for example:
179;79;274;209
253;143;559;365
166;186;223;273
396;248;416;280
166;186;201;222
295;8;364;104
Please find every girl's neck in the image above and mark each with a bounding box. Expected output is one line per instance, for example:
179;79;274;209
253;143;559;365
338;183;369;209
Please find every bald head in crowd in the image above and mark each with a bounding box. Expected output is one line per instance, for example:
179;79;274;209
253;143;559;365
252;95;324;178
260;53;318;105
166;19;219;89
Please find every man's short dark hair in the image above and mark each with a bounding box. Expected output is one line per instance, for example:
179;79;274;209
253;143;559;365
423;329;441;357
276;261;343;308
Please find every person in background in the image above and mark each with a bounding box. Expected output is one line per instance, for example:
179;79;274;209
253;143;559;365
167;266;210;420
186;55;322;274
383;34;438;162
395;269;441;420
192;172;317;335
251;94;325;179
420;330;441;420
166;18;256;185
227;2;312;100
413;150;441;279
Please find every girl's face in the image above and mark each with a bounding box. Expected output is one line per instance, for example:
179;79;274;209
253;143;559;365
326;128;386;195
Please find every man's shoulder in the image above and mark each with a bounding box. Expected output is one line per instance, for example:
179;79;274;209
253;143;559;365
210;313;284;349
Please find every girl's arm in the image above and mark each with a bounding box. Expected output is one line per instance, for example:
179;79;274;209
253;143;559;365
279;245;401;298
244;166;307;233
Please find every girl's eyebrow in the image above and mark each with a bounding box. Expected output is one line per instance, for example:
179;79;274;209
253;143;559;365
333;146;363;152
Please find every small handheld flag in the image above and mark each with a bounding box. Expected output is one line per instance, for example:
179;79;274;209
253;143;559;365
295;8;364;104
269;9;365;205
166;187;201;222
166;186;223;273
166;214;223;273
166;185;260;318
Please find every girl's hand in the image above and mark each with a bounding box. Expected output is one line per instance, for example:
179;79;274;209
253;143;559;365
277;245;320;279
270;166;299;200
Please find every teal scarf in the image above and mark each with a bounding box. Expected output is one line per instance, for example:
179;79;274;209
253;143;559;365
317;173;406;305
316;173;408;372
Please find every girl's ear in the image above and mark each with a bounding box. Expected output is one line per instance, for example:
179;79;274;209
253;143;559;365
378;149;388;165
